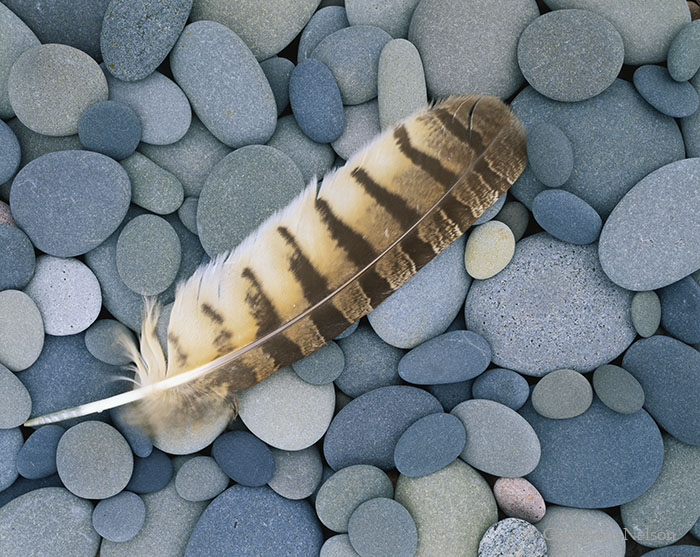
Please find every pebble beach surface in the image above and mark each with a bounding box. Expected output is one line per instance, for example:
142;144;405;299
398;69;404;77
1;0;700;556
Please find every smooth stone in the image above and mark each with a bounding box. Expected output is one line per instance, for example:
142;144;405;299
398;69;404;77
56;421;133;499
311;25;392;105
268;446;323;500
493;477;546;523
110;406;153;458
479;518;547;556
0;4;39;119
178;197;199;235
170;21;276;148
0;201;13;224
0;119;20;183
324;385;442;470
535;505;625;556
395;459;497;557
669;20;700;81
394;412;466;477
152;406;231;456
238;367;335;451
451;399;540;477
526;123;573;188
0;428;22;491
494;200;529;241
520;398;664;508
634;64;700;118
211;431;274;487
8;44;108;136
267;115;336;184
348;498;417;557
321;535;360;557
377;39;426;129
126;449;173;494
175;456;229;502
10;150;130;257
185;485;322;556
315;464;394;532
24;255;102;336
398;330;491;385
623;335;700;445
93;491;146;542
0;364;31;429
518;9;623;102
659;276;700;344
510;80;684;219
346;0;420;38
85;319;136;366
409;0;539;99
0;290;43;371
427;380;472;412
471;368;530;411
592;364;645;415
101;0;192;82
621;436;700;547
78;100;141;160
155;302;173;353
369;235;470;349
298;6;348;62
331;99;380;159
0;488;99;557
292;340;345;385
290;58;345;143
0;474;64;509
630;290;661;338
335;324;402;397
161;212;207;302
533;189;602;245
473;193;507;225
531;369;593;419
465;233;635;376
0;224;34;290
260;56;294;115
465;221;515;279
16;425;64;479
197;145;304;255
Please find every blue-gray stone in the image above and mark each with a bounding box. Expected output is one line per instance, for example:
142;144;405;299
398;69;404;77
126;449;173;494
0;475;63;509
292;341;345;385
175;456;229;502
110;406;153;458
92;491;146;543
634;64;699;118
532;189;602;245
394;413;466;477
260;56;294;115
101;0;192;82
630;290;661;338
644;548;700;556
494;200;530;242
471;368;530;410
178;197;198;235
78;100;141;160
623;335;700;446
592;364;645;415
10;150;130;257
0;363;31;428
0;428;22;491
185;485;322;556
0;224;34;290
659;276;700;344
290;58;345;143
668;20;700;82
84;319;135;366
268;446;324;501
324;385;442;470
398;330;491;385
16;425;64;479
526;122;573;188
298;6;349;62
348;498;417;557
531;368;593;419
320;535;359;557
0;290;44;372
212;431;275;487
331;99;381;159
346;0;421;38
520;398;663;508
427;380;472;412
0;119;20;183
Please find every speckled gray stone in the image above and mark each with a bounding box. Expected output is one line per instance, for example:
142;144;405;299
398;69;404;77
298;6;349;62
321;535;360;557
532;368;593;419
494;200;529;241
0;4;39;119
668;20;700;82
0;224;35;290
84;319;134;366
346;0;420;38
348;498;417;557
292;341;345;385
526;122;574;188
260;56;294;115
178;197;199;236
377;39;427;129
592;364;645;415
0;290;44;372
121;153;184;215
0;119;20;184
0;427;22;491
633;64;700;118
175;456;229;502
268;446;324;500
630;290;661;337
331;100;380;160
92;491;146;542
479;518;547;557
0;363;31;428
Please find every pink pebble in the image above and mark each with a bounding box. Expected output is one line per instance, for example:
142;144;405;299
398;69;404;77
493;477;546;523
0;201;15;225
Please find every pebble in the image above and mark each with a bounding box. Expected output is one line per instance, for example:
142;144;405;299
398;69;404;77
8;44;108;136
56;421;133;499
152;406;231;456
161;213;207;302
101;0;192;82
185;485;322;556
315;464;394;532
465;233;635;376
398;330;491;385
178;197;199;235
171;21;276;148
321;535;360;557
659;276;700;344
533;188;603;244
532;368;593;419
79;100;141;160
395;459;497;556
592;364;645;415
16;425;64;479
520;398;664;508
92;491;146;543
0;224;35;290
394;413;466;477
369;235;470;349
478;518;547;557
668;20;700;81
24;255;102;336
346;0;420;38
268;446;323;500
518;9;623;102
292;341;345;385
110;406;152;459
348;498;417;557
175;456;229;502
535;505;626;557
526;122;573;188
0;428;22;491
311;25;392;105
211;431;274;487
471;368;530;411
126;449;174;494
408;0;539;99
630;290;662;338
85;319;136;366
238;367;335;451
10;150;130;257
331;99;381;160
197;145;304;256
0;487;99;557
494;200;529;241
0;201;14;224
260;56;294;115
377;39;427;129
0;289;44;372
645;548;700;556
465;221;515;279
0;474;63;509
0;363;31;429
0;119;20;183
623;335;700;445
474;194;507;226
493;477;546;523
427;380;472;412
298;6;349;61
633;64;700;118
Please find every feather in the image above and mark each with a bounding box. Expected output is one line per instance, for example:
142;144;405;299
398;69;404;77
24;95;527;433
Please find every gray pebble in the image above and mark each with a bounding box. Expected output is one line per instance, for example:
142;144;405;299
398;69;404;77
0;201;14;224
346;0;421;38
292;340;345;385
0;4;39;119
0;427;22;490
593;364;645;415
531;368;593;419
178;197;199;236
348;498;417;557
0;289;44;371
321;535;360;557
331;100;381;160
268;446;324;500
630;290;661;338
478;518;547;556
92;491;146;542
260;56;294;115
84;319;134;366
526;122;574;188
0;119;20;183
0;363;31;428
121;152;185;215
494;200;529;241
298;6;349;62
0;224;35;290
175;456;229;502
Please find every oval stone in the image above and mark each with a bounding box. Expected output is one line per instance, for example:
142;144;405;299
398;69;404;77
0;363;31;428
331;100;381;160
378;38;427;129
348;498;417;557
634;64;699;118
0;289;44;372
659;276;700;344
471;368;530;411
531;369;593;419
494;200;529;241
175;456;229;502
16;424;64;479
493;477;546;523
0;224;35;290
292;341;345;385
268;446;323;500
464;220;515;279
532;189;602;245
92;491;146;543
212;431;274;487
260;56;294;116
0;4;39;119
298;6;349;62
320;535;360;557
630;290;661;338
125;449;173;494
120;153;184;215
668;20;700;81
78;100;141;160
346;0;421;38
526;122;573;188
592;364;645;415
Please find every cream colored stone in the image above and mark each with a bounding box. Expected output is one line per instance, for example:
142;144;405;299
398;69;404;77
464;221;515;279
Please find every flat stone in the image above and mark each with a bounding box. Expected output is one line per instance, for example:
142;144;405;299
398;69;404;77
346;0;420;38
178;197;198;235
0;4;39;119
175;456;229;502
494;200;529;241
260;56;294;115
378;39;427;129
668;20;700;81
0;119;20;183
268;446;323;500
321;535;360;557
121;153;184;215
479;518;547;556
292;341;345;385
532;369;593;419
0;363;31;428
493;477;546;523
16;424;64;479
526;122;573;188
465;221;515;279
471;368;530;411
634;64;699;118
331;99;381;160
92;491;146;542
298;6;349;62
211;431;274;487
659;276;700;344
126;449;174;494
0;289;43;372
348;498;417;557
592;364;645;415
78;100;141;160
630;290;661;337
152;407;230;456
0;428;22;491
0;224;35;290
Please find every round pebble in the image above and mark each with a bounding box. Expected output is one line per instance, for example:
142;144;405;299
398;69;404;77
526;122;573;188
592;364;645;415
630;290;661;338
465;221;515;279
8;44;108;136
0;224;35;290
471;368;530;411
532;189;602;245
494;200;529;241
0;289;44;372
178;197;199;235
348;498;417;557
92;491;146;543
659;275;700;344
0;119;20;183
211;431;275;487
84;319;135;366
260;56;294;115
126;449;173;494
292;341;345;385
78;100;141;160
151;401;231;457
493;477;546;523
0;363;31;428
175;456;229;502
321;535;360;557
24;255;102;336
16;425;64;479
479;518;547;557
669;20;700;81
634;64;700;118
56;421;133;499
532;368;593;419
298;6;349;62
268;446;323;500
331;99;381;160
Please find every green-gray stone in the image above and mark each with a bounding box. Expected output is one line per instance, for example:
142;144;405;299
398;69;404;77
535;506;625;556
178;197;199;235
120;152;184;215
495;200;530;241
532;368;593;419
592;364;645;414
0;289;44;371
0;362;31;428
84;319;135;366
630;290;661;338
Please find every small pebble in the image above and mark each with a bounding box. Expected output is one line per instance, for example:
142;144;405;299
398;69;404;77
178;197;199;235
175;456;229;502
292;341;345;385
126;448;173;494
659;275;700;344
321;535;360;557
0;363;31;428
532;368;593;419
630;291;661;338
478;518;547;557
0;224;35;290
493;477;546;523
0;289;44;372
633;64;700;118
298;7;349;63
592;364;645;415
84;319;134;366
668;20;700;81
16;425;64;479
92;491;146;543
532;189;602;245
494;200;529;241
268;446;323;500
465;221;515;279
78;100;141;160
471;368;530;411
331;99;381;160
212;431;275;487
348;498;417;557
260;56;294;115
0;119;20;183
0;201;14;225
526;122;574;188
120;152;184;215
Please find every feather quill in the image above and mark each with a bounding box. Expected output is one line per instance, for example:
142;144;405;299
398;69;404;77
25;95;527;433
